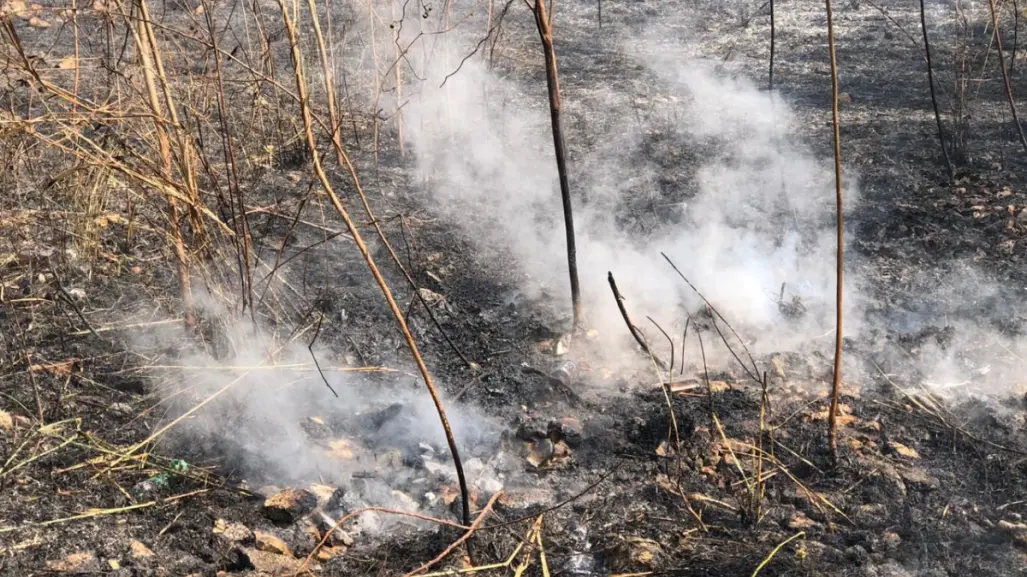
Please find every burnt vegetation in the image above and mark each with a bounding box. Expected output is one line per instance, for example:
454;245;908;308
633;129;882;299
3;0;1027;576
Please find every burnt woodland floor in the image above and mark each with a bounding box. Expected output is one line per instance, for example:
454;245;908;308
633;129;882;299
6;0;1027;575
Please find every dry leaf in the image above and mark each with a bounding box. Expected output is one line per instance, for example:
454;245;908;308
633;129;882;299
325;439;355;459
888;441;919;459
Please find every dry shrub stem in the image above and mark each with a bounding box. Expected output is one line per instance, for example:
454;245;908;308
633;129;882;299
918;0;954;180
825;0;844;464
986;0;1027;152
608;272;666;369
532;0;582;332
275;0;471;527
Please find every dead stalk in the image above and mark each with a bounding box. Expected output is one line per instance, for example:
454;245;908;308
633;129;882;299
275;0;471;527
608;272;666;369
825;0;844;464
113;6;197;329
986;0;1027;153
533;0;582;332
203;0;256;321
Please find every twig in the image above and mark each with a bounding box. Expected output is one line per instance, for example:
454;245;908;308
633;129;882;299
696;329;714;429
680;315;691;376
481;459;625;530
48;261;110;346
293;507;472;577
401;492;502;577
751;531;806;577
307;314;338;398
646;316;675;375
608;272;666;369
660;254;760;381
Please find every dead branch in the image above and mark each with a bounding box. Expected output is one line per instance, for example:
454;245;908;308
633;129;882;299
401;492;502;577
608;272;666;369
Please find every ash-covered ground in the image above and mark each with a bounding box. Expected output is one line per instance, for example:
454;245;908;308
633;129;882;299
5;0;1027;575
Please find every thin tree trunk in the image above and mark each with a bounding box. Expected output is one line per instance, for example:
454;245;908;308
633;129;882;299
824;0;844;463
532;0;582;332
919;0;954;179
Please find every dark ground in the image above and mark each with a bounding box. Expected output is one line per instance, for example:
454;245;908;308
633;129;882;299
6;0;1027;575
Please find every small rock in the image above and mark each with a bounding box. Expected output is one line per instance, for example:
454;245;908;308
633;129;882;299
527;439;555;468
548;417;584;447
308;484;344;509
897;466;939;492
254;531;293;557
887;442;919;459
264;488;317;523
391;490;419;512
46;552;100;573
129;540;154;560
515;418;547;441
314;512;354;547
213;519;254;544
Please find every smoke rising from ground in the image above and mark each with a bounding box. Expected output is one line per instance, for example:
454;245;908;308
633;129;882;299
137;0;1027;514
403;18;865;370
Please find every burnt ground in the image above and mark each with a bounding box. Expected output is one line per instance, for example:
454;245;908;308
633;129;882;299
6;0;1027;575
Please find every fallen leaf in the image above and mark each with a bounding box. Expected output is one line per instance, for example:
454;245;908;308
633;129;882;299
888;441;919;459
325;439;354;459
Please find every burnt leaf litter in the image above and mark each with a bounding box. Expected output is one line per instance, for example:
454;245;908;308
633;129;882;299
5;0;1027;575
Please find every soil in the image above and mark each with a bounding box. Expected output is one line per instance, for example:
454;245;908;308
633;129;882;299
5;0;1027;575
